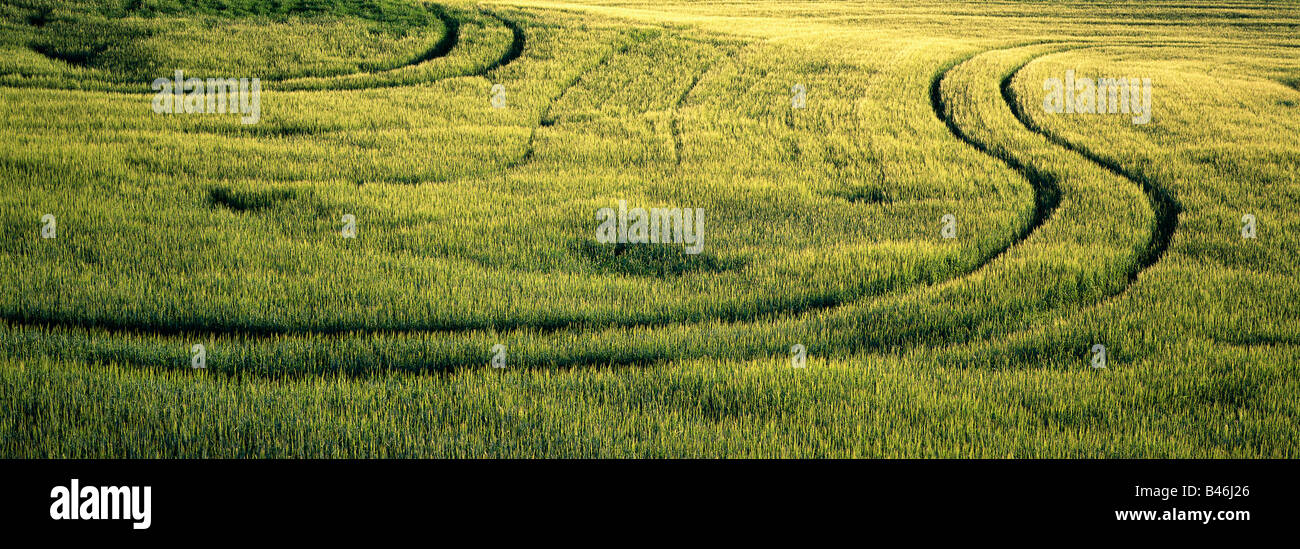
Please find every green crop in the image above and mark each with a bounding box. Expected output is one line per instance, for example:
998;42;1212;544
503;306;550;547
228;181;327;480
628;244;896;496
1;0;1297;457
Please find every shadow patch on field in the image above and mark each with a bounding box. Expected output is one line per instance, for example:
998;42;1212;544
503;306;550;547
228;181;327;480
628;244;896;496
571;239;745;278
207;186;296;212
175;122;342;139
27;18;157;75
29;42;104;67
235;122;341;138
25;7;52;27
831;187;893;204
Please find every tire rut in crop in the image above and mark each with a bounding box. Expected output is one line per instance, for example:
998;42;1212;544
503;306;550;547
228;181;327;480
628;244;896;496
670;46;740;166
6;4;519;93
1001;47;1180;290
476;9;527;77
929;44;1062;282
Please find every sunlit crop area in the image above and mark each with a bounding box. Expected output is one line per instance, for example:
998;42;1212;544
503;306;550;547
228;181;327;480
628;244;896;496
1;0;1297;457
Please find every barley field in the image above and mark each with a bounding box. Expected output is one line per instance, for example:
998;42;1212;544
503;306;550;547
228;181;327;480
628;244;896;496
1;0;1297;457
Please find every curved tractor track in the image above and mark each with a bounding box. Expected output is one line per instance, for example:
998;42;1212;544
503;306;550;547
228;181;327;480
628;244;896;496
6;5;526;93
925;39;1298;351
1001;46;1181;289
936;42;1181;309
267;6;527;92
929;44;1063;288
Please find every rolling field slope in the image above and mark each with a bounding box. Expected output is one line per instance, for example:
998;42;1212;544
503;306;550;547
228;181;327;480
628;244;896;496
1;0;1297;457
